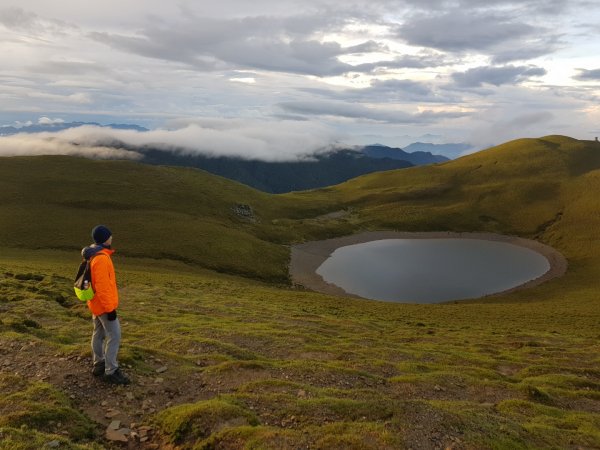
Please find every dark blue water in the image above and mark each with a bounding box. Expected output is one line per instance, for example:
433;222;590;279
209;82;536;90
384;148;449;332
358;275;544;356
316;239;550;303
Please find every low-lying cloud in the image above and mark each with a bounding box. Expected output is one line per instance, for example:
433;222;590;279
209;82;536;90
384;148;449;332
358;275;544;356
0;119;342;162
0;133;142;160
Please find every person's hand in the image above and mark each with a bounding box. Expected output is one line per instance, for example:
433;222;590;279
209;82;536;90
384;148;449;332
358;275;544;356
107;310;117;321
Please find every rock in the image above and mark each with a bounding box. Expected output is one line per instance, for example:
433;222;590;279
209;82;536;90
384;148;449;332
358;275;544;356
105;409;121;419
232;204;255;222
46;441;60;448
138;426;153;438
297;389;307;398
106;428;128;442
101;400;108;407
126;392;134;400
156;366;168;374
140;436;149;443
154;377;164;383
108;420;121;430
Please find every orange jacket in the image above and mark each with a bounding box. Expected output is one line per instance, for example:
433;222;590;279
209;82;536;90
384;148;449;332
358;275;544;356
88;248;119;316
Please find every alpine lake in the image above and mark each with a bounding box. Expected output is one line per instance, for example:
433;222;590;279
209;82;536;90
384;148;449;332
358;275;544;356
315;238;552;303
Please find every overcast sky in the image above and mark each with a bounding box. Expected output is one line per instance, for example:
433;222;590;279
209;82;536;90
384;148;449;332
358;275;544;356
1;0;599;159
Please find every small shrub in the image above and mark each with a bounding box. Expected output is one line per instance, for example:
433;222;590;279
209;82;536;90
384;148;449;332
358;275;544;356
524;385;552;404
156;398;259;445
14;274;44;282
22;319;41;329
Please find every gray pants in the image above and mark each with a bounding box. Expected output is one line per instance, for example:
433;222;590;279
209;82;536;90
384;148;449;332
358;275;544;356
91;313;121;375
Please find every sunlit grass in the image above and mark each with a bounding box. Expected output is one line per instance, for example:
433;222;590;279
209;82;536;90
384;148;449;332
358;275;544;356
1;136;600;447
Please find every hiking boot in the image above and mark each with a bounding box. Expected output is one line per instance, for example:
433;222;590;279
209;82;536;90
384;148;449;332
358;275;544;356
103;368;130;385
92;361;105;377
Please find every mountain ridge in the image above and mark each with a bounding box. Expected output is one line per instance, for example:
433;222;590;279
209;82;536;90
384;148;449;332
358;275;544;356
0;122;450;192
0;121;149;135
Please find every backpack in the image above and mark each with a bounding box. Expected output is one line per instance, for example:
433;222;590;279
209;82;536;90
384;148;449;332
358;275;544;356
74;254;100;301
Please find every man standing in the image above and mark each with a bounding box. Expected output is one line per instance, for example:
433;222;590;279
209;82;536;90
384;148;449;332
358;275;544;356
82;225;130;385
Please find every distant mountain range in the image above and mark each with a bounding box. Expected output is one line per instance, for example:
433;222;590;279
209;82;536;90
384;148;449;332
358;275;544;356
402;142;473;159
138;148;425;193
0;121;148;135
362;144;449;164
0;121;457;193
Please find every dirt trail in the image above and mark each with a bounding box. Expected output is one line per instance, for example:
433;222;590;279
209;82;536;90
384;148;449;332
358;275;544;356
0;336;208;449
1;335;476;449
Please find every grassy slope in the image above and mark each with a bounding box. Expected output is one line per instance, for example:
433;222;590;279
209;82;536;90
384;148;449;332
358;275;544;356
0;156;337;282
1;136;600;449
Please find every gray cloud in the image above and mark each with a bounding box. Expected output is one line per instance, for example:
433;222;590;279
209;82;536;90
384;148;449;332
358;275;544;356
398;11;537;52
277;100;468;124
348;53;455;73
396;9;561;62
1;1;597;148
0;6;73;35
0;131;142;159
452;65;547;87
28;60;111;76
503;111;554;128
0;120;342;162
300;77;458;104
351;78;465;103
0;7;38;29
469;110;556;148
86;11;453;77
399;0;574;16
491;41;561;64
361;79;433;98
88;13;399;77
574;68;600;81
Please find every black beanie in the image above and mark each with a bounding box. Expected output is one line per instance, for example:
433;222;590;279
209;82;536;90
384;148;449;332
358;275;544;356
92;225;112;244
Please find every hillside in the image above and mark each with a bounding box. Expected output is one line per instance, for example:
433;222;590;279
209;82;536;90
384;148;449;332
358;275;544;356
403;142;473;159
361;144;449;164
138;148;415;193
1;136;600;449
0;156;333;282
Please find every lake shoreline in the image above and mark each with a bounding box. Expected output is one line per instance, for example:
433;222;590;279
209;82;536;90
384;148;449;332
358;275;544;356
289;231;568;302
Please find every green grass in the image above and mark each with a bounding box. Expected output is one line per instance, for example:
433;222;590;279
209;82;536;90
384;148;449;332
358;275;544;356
1;135;600;448
0;374;100;450
0;374;96;440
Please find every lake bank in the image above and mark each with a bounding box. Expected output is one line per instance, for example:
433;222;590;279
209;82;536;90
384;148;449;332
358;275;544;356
289;231;568;302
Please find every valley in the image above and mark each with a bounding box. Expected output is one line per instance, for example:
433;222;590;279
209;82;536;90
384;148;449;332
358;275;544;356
1;136;600;449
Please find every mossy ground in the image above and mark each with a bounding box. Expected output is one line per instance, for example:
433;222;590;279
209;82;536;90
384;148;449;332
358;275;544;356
1;247;599;449
1;136;600;448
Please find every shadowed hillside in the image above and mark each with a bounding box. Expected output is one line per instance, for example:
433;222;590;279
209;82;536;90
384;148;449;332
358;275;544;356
0;156;333;282
138;148;415;193
1;136;600;449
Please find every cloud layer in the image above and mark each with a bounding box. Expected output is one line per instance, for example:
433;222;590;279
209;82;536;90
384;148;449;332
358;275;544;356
0;0;599;149
0;120;342;162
